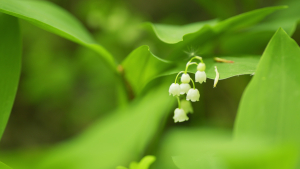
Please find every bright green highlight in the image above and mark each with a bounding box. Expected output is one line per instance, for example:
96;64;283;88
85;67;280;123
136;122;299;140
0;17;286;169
116;156;156;169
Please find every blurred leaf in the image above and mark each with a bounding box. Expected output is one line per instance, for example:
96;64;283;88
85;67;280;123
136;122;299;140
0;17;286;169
0;0;116;71
144;19;218;44
29;83;175;169
163;6;286;61
213;6;287;33
153;128;297;169
0;161;12;169
117;155;156;169
161;56;260;80
144;6;286;62
137;156;156;169
251;1;300;35
172;143;297;169
220;1;300;55
234;28;300;142
122;45;172;95
0;14;21;139
194;0;237;19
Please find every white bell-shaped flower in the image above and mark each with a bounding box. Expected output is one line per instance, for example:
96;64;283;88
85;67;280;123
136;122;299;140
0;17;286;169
173;108;189;123
169;83;180;96
195;71;206;84
180;83;191;94
197;63;206;71
181;73;190;83
186;88;200;102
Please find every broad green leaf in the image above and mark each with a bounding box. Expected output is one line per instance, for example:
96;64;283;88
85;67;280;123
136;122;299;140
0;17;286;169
0;14;21;139
213;6;287;33
234;28;300;142
122;45;172;95
0;161;12;169
122;47;260;95
161;6;286;61
250;0;300;35
161;56;260;80
219;1;300;55
0;0;116;71
29;83;174;169
144;19;218;44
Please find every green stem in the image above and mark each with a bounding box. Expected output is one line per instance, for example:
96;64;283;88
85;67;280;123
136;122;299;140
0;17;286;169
184;62;198;74
189;56;203;63
175;71;184;84
177;96;181;108
190;78;195;89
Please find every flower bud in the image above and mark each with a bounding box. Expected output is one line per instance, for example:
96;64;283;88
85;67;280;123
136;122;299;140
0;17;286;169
186;89;200;102
173;108;189;123
195;71;206;84
181;73;190;83
180;83;191;94
169;83;180;96
181;100;193;114
197;63;206;71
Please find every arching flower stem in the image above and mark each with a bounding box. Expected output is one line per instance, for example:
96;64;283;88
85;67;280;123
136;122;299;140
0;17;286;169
177;96;181;108
190;78;195;89
184;62;198;74
174;71;184;84
189;56;204;63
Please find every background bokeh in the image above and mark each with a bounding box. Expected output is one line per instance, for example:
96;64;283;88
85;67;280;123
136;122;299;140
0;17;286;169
0;0;299;161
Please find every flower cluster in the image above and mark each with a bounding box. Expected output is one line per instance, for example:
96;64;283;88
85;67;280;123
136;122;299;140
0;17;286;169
169;56;206;123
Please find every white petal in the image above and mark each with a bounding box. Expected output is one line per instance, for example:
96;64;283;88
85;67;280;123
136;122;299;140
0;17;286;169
169;83;180;96
186;89;200;102
180;83;191;94
173;108;189;123
195;71;206;84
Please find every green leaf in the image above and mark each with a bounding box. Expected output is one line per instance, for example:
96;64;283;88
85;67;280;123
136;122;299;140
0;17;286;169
172;143;297;169
152;128;297;169
0;0;116;71
31;83;174;169
234;28;300;142
213;6;287;33
122;45;172;95
144;19;218;44
150;6;286;61
0;161;12;169
137;156;156;169
0;13;21;139
161;56;260;80
122;47;260;94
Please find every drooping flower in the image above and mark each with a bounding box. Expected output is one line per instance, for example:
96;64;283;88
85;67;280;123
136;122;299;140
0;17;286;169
181;73;190;83
173;108;189;123
195;71;206;84
186;88;200;102
169;83;180;96
180;83;191;94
